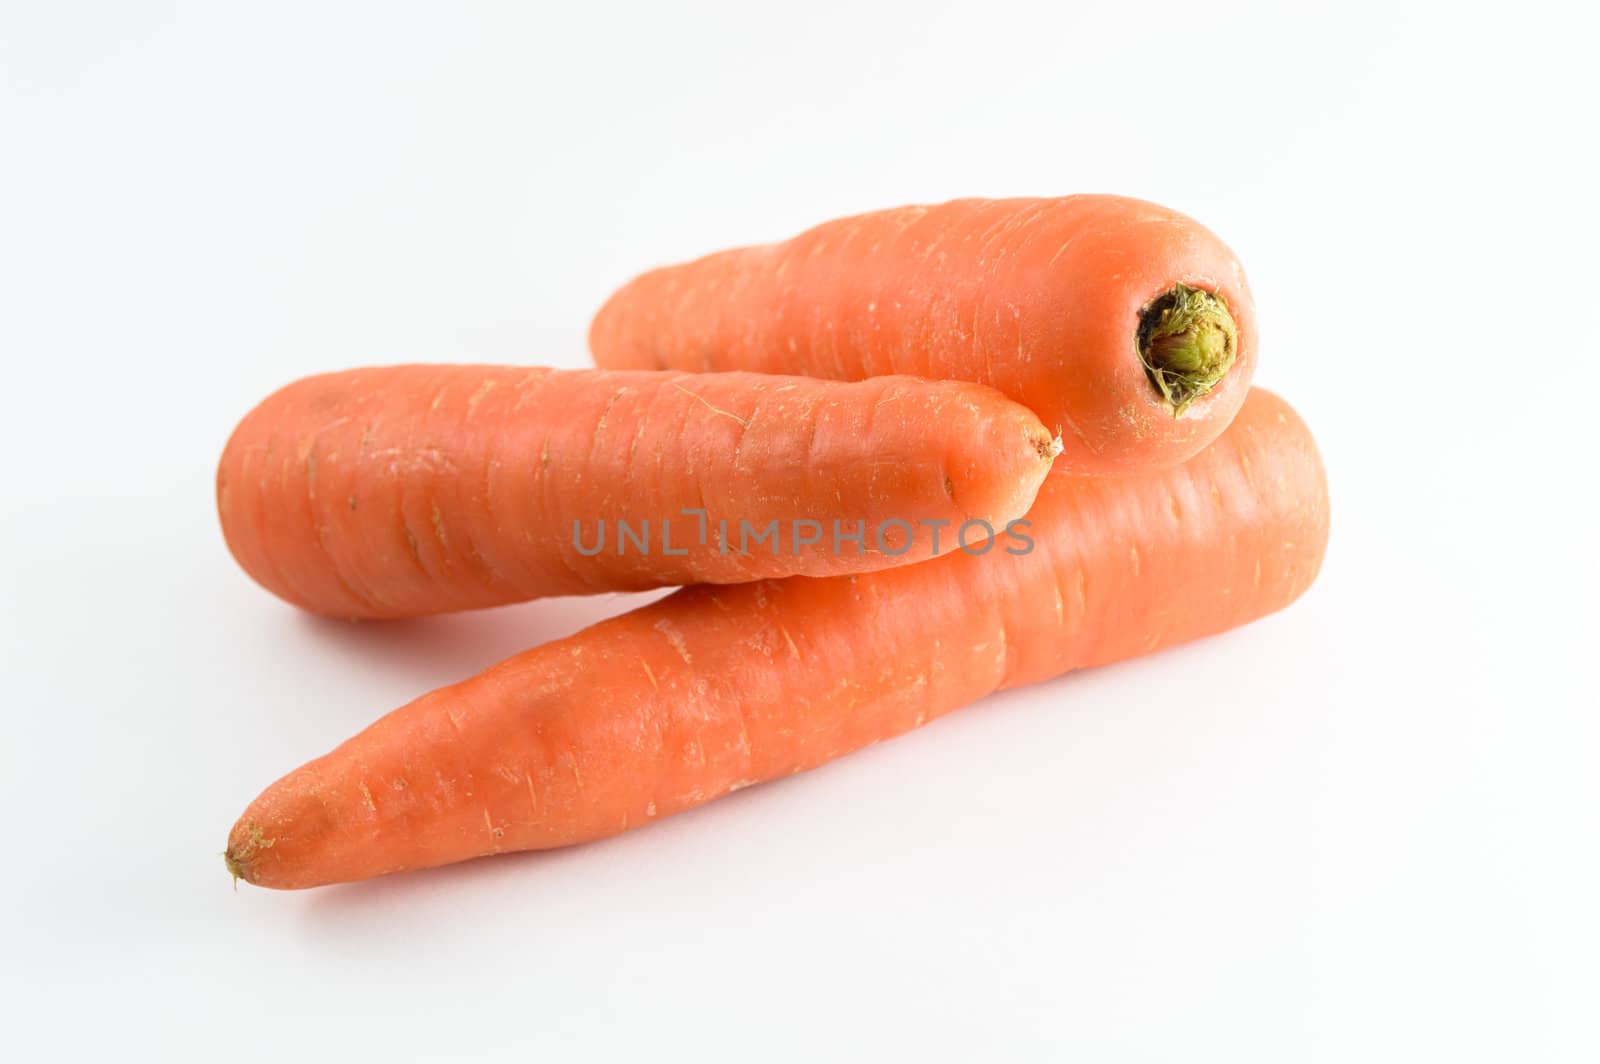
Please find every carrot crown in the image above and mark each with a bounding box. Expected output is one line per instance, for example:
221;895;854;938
1136;284;1238;415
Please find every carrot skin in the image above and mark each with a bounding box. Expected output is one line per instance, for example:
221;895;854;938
217;366;1058;618
227;389;1327;889
589;194;1257;474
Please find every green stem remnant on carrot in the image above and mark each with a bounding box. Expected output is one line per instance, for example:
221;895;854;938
589;195;1259;474
1137;284;1238;415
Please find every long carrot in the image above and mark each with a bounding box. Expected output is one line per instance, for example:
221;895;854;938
589;194;1256;475
218;365;1059;619
226;388;1327;889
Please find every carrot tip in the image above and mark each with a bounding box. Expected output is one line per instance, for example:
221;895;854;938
223;822;275;888
1137;284;1237;416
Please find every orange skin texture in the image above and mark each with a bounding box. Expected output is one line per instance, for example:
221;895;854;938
590;194;1257;475
217;365;1058;619
228;389;1328;889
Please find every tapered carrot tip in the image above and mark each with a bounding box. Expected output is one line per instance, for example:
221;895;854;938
223;822;275;886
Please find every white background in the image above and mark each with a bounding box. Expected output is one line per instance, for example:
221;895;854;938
3;1;1596;1060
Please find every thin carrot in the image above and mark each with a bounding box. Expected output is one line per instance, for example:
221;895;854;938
589;194;1256;475
226;388;1328;889
217;365;1059;619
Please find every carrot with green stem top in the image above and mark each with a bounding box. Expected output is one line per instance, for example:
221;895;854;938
226;388;1327;889
590;194;1256;474
218;365;1059;619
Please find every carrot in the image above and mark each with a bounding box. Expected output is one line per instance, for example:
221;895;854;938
589;194;1256;475
217;365;1059;619
226;388;1327;889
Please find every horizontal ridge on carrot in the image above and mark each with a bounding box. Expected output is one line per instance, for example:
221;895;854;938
217;365;1059;618
589;194;1257;474
226;389;1328;889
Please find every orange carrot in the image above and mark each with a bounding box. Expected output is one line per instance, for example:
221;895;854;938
590;194;1256;475
226;388;1327;889
217;365;1059;619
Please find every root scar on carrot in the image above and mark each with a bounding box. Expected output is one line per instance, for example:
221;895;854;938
671;382;750;428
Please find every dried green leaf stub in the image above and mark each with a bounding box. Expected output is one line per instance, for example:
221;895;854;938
1137;283;1238;415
